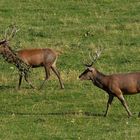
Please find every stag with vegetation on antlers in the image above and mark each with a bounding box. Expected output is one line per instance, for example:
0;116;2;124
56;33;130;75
0;25;64;89
79;47;140;117
0;25;33;89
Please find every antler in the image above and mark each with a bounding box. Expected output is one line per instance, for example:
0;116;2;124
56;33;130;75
84;46;104;67
4;24;19;41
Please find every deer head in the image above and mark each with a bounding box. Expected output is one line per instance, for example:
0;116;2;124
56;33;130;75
79;46;104;80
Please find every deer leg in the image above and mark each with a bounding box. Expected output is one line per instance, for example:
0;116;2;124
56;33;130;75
51;66;64;89
18;74;23;89
104;94;114;117
24;74;35;89
39;66;50;89
117;94;132;117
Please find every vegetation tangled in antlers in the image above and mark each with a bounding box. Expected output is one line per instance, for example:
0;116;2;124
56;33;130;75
1;25;31;76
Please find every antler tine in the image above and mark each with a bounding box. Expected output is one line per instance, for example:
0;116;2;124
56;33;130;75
82;51;90;67
8;24;19;40
84;46;104;67
4;26;10;40
83;52;94;67
4;24;19;41
10;25;20;39
94;47;102;60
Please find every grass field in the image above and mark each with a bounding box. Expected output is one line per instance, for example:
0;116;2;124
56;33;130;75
0;0;140;139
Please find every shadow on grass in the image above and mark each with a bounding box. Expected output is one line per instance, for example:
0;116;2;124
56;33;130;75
0;110;104;117
0;85;35;90
0;85;15;90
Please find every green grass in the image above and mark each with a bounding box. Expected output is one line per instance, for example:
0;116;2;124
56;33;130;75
0;0;140;139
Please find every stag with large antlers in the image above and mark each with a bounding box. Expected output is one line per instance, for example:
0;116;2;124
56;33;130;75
0;25;64;89
79;47;140;117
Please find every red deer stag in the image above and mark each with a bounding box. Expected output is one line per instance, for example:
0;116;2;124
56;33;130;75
79;47;140;117
0;25;64;89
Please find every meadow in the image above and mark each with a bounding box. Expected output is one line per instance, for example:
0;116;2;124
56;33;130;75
0;0;140;139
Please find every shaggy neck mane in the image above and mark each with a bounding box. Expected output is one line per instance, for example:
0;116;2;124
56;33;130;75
1;45;30;75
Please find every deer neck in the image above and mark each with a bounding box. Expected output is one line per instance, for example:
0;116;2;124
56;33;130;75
1;46;18;64
1;46;30;75
91;70;107;89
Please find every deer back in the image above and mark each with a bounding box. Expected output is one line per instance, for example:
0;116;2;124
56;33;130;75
17;48;57;67
108;72;140;94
